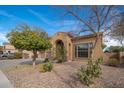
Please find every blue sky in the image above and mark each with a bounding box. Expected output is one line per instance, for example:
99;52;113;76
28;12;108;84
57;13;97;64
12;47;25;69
0;5;124;46
0;5;82;45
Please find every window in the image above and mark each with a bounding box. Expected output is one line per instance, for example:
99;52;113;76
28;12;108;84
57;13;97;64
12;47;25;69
75;43;93;58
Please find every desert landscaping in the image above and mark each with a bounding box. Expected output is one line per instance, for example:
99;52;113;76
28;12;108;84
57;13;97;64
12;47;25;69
1;59;124;88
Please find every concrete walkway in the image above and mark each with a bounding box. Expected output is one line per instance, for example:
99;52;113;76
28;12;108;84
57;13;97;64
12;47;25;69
0;70;13;88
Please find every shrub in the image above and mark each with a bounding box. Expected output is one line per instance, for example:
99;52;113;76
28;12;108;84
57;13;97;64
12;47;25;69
87;59;102;78
77;57;103;86
108;58;119;67
77;66;93;86
39;62;53;72
43;58;49;63
43;62;53;72
13;52;22;59
7;56;15;59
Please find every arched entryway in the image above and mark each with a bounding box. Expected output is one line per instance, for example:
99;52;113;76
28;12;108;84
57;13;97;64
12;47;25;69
55;40;66;62
56;40;64;48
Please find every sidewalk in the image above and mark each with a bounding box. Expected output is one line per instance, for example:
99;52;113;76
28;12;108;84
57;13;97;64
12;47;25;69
0;70;13;88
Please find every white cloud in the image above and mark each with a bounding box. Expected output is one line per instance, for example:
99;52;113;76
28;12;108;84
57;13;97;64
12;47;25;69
53;20;79;27
104;40;121;46
0;27;8;45
0;10;26;22
0;32;8;45
28;9;79;27
103;35;122;47
0;10;17;18
28;9;51;25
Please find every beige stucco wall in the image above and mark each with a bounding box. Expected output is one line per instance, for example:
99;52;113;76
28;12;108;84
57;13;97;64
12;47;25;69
50;32;73;62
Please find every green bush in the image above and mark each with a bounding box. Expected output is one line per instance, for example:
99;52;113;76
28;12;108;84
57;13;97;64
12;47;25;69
88;57;103;77
43;58;49;63
108;58;119;67
39;62;53;72
77;66;93;86
77;57;103;86
43;62;53;72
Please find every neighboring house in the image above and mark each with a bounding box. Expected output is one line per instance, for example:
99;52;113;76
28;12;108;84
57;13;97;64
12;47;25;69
2;42;18;54
2;43;41;59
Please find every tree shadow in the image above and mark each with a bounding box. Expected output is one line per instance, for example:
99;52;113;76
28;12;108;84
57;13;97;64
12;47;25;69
118;63;124;68
52;69;83;88
103;63;124;69
19;59;43;65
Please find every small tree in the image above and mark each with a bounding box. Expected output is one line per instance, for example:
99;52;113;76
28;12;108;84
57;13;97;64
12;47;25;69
7;24;52;68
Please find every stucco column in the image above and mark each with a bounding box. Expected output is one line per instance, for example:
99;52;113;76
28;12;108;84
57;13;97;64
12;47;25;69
70;43;73;61
68;43;73;62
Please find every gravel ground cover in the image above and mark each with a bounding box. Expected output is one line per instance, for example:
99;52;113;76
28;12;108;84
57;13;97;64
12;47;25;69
1;61;124;88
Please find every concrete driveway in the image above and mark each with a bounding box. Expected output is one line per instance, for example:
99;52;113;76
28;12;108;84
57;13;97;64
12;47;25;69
0;58;43;88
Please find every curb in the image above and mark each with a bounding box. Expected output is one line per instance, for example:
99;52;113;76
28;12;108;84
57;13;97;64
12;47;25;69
0;70;14;88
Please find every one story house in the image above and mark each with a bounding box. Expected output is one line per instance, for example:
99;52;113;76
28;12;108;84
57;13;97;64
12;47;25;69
48;32;103;62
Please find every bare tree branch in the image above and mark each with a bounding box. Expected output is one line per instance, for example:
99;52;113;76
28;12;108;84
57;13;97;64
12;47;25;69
91;6;101;32
66;7;96;34
100;6;114;27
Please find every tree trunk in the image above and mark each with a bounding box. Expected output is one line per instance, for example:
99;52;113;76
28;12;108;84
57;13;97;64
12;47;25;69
92;32;103;59
32;50;37;68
